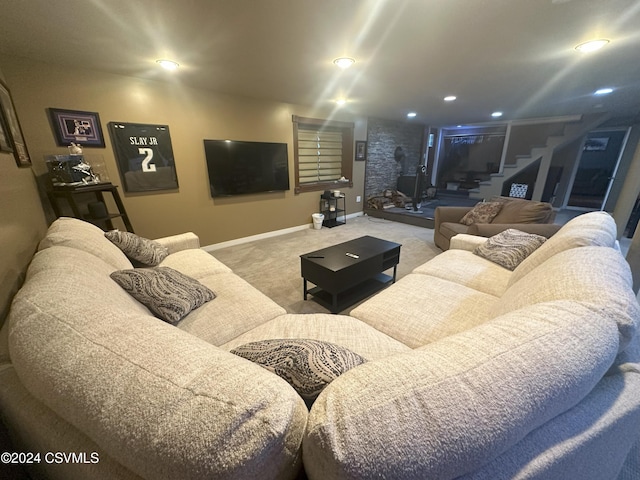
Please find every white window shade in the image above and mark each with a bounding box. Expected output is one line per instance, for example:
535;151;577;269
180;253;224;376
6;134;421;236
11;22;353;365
297;130;343;184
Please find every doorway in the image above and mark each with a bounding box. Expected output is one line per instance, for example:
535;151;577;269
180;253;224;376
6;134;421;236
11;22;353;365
566;129;629;210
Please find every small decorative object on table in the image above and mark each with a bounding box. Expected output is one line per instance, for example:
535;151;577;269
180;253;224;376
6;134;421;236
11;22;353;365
46;154;100;186
68;142;83;155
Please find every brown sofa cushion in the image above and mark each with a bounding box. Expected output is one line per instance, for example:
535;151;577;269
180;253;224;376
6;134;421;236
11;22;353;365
490;196;553;224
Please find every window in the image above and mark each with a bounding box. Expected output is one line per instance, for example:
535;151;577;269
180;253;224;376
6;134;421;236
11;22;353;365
292;115;354;194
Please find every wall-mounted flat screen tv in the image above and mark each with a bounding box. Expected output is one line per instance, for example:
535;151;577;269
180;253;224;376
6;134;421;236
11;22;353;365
204;139;290;197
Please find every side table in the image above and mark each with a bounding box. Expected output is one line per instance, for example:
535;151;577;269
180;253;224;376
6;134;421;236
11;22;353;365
47;182;134;232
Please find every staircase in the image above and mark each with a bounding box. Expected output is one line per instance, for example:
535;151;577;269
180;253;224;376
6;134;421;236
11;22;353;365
469;113;610;201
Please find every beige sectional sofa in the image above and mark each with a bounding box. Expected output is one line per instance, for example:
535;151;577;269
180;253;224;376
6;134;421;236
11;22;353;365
1;212;640;479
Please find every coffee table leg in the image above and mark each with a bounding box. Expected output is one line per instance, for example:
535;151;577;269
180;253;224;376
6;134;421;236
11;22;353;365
393;265;398;283
303;278;308;300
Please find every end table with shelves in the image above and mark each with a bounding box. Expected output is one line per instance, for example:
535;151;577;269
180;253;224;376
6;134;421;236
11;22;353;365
320;192;346;228
47;182;134;232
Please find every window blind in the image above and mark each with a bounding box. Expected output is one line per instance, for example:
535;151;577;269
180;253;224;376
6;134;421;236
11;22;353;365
297;129;343;184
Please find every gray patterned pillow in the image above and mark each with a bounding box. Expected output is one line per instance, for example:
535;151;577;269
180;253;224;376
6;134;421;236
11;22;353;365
110;267;215;324
105;230;169;266
460;202;503;226
473;228;547;270
231;339;366;408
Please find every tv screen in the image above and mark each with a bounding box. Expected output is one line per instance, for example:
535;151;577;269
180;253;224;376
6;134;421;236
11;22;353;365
204;139;290;197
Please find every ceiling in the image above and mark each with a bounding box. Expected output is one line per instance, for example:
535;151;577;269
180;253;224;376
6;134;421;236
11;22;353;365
1;0;639;127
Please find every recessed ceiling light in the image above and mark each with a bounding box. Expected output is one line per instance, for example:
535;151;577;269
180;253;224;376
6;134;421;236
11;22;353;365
491;111;503;118
575;39;609;53
156;59;179;70
444;96;457;102
335;98;347;105
594;87;614;95
407;112;417;118
333;57;355;69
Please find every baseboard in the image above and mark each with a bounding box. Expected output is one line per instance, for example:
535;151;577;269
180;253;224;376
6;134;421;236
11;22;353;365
203;211;364;251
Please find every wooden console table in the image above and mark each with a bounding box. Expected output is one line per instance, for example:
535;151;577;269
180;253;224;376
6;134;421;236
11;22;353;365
47;182;134;232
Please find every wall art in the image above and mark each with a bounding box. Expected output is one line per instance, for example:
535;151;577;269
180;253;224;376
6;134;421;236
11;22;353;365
0;79;31;166
355;140;367;161
108;122;179;192
48;108;105;148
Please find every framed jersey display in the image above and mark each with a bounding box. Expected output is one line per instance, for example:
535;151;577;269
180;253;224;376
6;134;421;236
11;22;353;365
108;122;179;192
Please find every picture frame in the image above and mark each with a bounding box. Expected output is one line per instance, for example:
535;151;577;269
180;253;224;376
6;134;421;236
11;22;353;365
108;122;179;193
0;112;12;153
0;79;31;167
48;107;105;148
355;140;367;161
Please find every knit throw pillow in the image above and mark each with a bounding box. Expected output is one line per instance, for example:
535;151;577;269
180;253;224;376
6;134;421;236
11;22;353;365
231;339;366;408
105;230;169;267
460;202;503;226
473;228;547;270
110;267;215;324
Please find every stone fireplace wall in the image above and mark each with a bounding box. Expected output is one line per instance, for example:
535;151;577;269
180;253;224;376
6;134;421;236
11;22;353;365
365;117;425;199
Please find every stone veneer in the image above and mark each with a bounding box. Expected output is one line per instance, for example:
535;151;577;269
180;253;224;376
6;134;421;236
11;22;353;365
365;117;425;199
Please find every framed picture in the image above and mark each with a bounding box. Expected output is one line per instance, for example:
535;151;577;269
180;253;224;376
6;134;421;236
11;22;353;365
48;108;105;147
0;79;30;166
0;113;12;153
355;140;367;161
108;122;179;192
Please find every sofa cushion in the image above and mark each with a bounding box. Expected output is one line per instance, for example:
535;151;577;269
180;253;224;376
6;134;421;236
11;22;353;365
37;217;132;270
105;230;169;267
490;196;554;224
0;366;143;480
412;249;511;296
509;211;616;286
456;368;640;480
110;267;216;325
159;248;233;278
9;269;307;480
473;228;546;270
460;202;503;225
231;339;366;408
303;301;620;480
221;314;411;361
496;246;639;352
177;271;286;346
350;274;498;348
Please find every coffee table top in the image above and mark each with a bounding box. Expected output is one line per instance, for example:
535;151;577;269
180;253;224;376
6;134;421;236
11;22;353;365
300;235;401;272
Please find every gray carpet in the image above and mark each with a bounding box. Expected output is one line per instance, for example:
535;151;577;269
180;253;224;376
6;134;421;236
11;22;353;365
210;215;441;314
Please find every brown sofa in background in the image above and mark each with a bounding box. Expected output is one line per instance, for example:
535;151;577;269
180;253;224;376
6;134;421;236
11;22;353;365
434;196;560;250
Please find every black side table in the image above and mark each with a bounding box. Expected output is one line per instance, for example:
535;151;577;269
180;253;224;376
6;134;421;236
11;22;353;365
320;192;346;228
47;182;134;232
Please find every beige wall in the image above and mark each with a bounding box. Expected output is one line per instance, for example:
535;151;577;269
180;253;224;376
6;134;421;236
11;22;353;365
0;66;48;327
0;55;366;246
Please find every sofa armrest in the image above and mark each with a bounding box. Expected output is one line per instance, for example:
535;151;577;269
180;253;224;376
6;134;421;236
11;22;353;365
154;232;200;253
449;233;488;251
434;206;473;224
468;223;562;239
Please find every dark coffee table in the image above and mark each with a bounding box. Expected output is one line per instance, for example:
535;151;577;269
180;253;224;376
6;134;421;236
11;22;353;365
300;235;401;313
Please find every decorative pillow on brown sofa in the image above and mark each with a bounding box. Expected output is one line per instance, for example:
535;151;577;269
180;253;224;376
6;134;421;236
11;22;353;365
460;202;503;226
231;339;366;408
473;228;547;270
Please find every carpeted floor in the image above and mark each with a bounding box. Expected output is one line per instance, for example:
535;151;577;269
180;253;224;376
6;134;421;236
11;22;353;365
210;215;441;314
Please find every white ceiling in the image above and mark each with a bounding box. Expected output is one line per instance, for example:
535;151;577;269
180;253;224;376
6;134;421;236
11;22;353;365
1;0;639;126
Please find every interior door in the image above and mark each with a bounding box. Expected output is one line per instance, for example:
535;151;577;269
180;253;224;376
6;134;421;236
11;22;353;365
567;129;629;210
